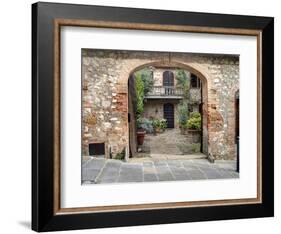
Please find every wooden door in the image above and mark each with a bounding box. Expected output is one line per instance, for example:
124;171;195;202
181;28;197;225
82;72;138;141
128;75;137;157
163;103;174;128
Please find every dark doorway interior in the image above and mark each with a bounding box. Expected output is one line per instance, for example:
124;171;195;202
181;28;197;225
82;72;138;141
163;103;174;128
89;143;105;156
235;96;239;138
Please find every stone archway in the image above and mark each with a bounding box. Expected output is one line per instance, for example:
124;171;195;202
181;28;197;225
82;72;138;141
125;60;210;159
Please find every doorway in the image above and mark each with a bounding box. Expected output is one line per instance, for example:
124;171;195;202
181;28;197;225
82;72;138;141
163;103;174;128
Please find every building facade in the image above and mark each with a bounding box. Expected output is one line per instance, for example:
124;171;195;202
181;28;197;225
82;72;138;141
142;67;201;129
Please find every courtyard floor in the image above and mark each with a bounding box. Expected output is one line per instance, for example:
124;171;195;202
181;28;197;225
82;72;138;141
82;157;239;184
136;128;203;157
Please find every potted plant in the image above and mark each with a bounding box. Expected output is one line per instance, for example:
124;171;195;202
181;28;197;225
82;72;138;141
178;104;189;133
152;118;167;134
186;112;201;130
181;112;201;142
152;119;159;133
159;118;167;132
136;118;146;145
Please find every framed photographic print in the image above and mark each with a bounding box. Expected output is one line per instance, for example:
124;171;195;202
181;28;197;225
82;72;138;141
32;2;274;232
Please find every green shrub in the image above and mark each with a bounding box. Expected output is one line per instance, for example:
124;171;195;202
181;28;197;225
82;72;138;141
190;112;201;119
186;112;201;130
178;104;189;128
115;148;126;160
177;143;201;154
191;143;201;153
137;117;154;133
176;69;190;99
135;68;154;95
176;70;191;127
152;118;167;130
159;119;167;130
135;73;144;116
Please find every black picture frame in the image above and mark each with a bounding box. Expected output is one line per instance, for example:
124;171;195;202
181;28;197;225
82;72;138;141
32;2;274;232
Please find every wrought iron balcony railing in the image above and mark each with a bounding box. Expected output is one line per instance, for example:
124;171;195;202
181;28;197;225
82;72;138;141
145;86;184;98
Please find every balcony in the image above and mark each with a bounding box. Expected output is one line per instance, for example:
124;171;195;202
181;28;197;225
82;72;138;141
145;86;184;99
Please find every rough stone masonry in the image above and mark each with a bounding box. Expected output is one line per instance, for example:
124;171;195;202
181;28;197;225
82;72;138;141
82;49;239;160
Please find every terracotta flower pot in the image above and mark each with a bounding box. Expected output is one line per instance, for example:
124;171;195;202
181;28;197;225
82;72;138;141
137;130;146;145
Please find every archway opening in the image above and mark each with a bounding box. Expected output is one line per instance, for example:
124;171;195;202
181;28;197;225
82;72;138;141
128;63;208;159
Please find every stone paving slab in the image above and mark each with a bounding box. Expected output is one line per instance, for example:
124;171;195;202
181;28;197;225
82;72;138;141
155;165;175;181
95;160;122;183
184;166;207;180
82;168;101;181
118;164;143;183
169;166;192;180
82;156;92;166
82;157;239;184
144;173;158;182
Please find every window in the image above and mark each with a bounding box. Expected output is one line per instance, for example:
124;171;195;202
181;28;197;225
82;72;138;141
190;74;201;88
163;71;174;86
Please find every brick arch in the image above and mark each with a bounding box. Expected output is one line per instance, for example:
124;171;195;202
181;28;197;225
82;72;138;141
125;60;212;158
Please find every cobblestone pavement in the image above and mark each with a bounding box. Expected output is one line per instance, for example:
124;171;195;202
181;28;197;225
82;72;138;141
142;129;183;155
136;128;197;157
136;129;203;157
82;157;239;184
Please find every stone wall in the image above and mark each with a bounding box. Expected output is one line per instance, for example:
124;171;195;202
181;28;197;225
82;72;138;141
207;58;239;159
143;101;164;120
82;50;129;158
82;49;239;160
181;130;201;144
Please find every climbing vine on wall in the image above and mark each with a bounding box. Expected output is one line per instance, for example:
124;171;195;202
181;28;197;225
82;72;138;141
134;67;154;118
135;72;144;117
176;69;191;127
135;67;154;95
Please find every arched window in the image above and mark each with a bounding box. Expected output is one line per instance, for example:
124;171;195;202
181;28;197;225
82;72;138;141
163;71;174;86
190;74;201;88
